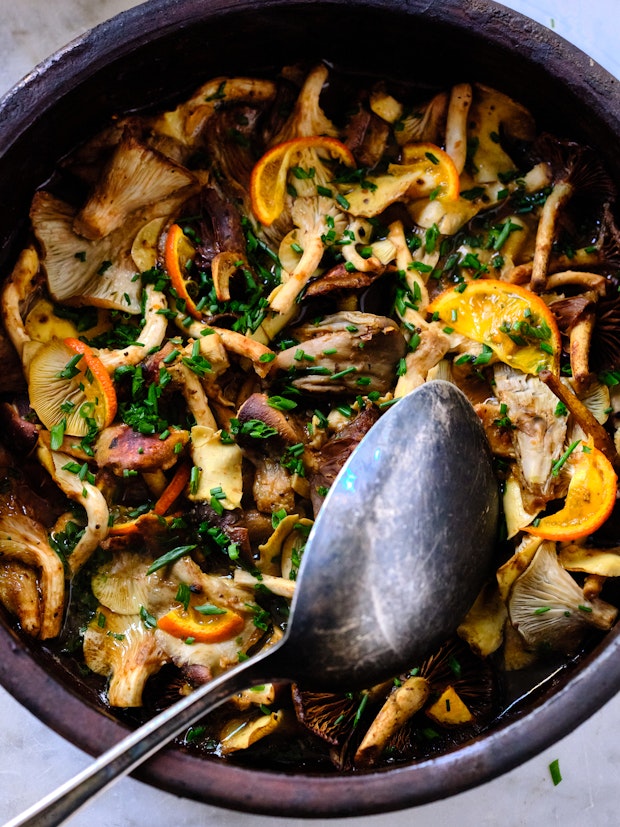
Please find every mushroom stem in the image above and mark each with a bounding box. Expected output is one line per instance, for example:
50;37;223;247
569;309;595;392
539;369;618;467
530;180;574;293
445;83;472;174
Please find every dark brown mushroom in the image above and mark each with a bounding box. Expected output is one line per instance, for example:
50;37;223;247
308;405;380;516
236;392;305;448
343;100;390;168
304;262;385;300
95;425;189;476
0;398;39;455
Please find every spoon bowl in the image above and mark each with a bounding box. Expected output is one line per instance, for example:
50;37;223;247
6;380;498;827
278;379;499;690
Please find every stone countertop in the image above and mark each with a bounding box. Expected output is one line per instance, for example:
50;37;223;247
1;1;619;825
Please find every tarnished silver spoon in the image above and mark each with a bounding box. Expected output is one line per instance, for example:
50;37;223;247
6;380;498;827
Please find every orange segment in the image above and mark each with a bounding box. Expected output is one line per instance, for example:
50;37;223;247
524;445;617;541
164;223;202;320
397;142;460;201
249;135;356;226
28;337;117;437
427;279;560;375
157;603;245;643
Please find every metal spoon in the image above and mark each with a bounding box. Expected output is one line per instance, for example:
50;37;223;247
6;380;498;827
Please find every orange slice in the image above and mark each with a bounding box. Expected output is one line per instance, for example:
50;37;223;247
524;445;617;541
164;223;203;320
427;279;560;374
249;135;356;226
28;336;117;437
397;142;460;201
158;603;245;643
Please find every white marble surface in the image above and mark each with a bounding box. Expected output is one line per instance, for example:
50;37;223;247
1;1;620;825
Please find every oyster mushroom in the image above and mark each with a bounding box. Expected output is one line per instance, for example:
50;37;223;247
73;133;196;240
271;64;339;144
0;495;65;639
83;607;169;707
1;245;42;362
539;369;617;465
153;76;277;149
272;311;407;395
91;551;157;615
30;191;143;313
0;561;42;637
508;541;617;653
95;285;169;372
36;442;109;573
493;364;567;509
370;87;448;147
445;83;473;174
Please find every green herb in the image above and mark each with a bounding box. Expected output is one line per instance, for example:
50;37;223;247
549;758;562;786
551;440;581;476
267;396;297;411
140;605;158;629
57;353;83;379
189;466;201;495
147;544;197;574
176;582;191;611
195;604;227;615
50;419;67;451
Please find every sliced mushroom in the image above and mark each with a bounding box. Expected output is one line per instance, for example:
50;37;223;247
153;76;277;148
188;424;243;508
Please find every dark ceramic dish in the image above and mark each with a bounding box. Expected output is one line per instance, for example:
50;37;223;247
1;0;620;817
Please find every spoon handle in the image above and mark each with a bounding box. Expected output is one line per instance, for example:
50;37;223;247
5;648;277;827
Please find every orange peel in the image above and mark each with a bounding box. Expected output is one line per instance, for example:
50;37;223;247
28;336;117;436
524;445;617;541
157;603;245;644
398;141;460;201
249;135;356;226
